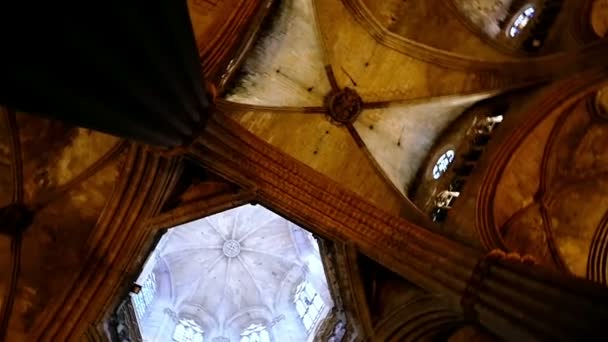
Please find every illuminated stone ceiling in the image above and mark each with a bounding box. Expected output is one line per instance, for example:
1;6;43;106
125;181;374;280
222;0;504;205
225;0;330;107
0;0;605;340
452;0;513;37
353;93;493;194
136;204;332;342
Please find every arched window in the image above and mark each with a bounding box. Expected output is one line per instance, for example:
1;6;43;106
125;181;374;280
173;318;204;342
508;6;536;38
240;323;271;342
131;271;157;321
294;281;325;333
432;150;455;180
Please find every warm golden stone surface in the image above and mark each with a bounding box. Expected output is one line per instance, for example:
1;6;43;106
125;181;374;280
2;0;608;340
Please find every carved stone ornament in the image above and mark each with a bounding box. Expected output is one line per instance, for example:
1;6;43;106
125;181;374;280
222;239;241;258
325;87;363;125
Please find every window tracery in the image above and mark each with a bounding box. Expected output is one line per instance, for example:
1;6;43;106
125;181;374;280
508;6;536;38
294;281;325;332
240;323;271;342
173;318;204;342
131;271;156;321
432;150;455;180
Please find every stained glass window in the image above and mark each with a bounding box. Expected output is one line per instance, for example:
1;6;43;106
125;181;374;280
432;150;455;180
509;6;536;38
240;323;271;342
294;281;325;333
131;272;156;322
173;319;204;342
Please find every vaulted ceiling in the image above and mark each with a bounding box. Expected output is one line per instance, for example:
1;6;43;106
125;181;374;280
0;0;606;340
219;0;606;226
0;109;124;339
140;204;332;341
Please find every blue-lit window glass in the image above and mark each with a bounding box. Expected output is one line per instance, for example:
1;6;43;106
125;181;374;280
240;323;271;342
131;272;156;322
509;6;536;38
173;319;204;342
294;281;325;333
432;150;455;180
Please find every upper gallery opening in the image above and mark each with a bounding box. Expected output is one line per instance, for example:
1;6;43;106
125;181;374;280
123;204;334;342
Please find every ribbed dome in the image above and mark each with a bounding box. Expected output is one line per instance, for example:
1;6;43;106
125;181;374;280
135;205;332;342
163;205;301;320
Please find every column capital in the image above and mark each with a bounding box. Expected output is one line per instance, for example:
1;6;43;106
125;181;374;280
462;249;608;340
461;250;537;319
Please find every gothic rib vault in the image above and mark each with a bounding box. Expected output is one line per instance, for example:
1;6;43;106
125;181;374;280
135;204;333;342
0;0;607;340
222;0;608;217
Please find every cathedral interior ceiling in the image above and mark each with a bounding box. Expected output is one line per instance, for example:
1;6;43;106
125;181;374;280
138;204;333;341
473;81;608;278
362;0;510;60
217;0;607;227
313;0;499;101
228;108;411;217
354;93;494;194
497;94;608;275
0;0;606;339
220;0;518;220
225;0;331;108
0;110;125;336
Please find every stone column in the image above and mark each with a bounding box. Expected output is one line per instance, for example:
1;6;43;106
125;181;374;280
1;1;208;148
189;114;608;341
